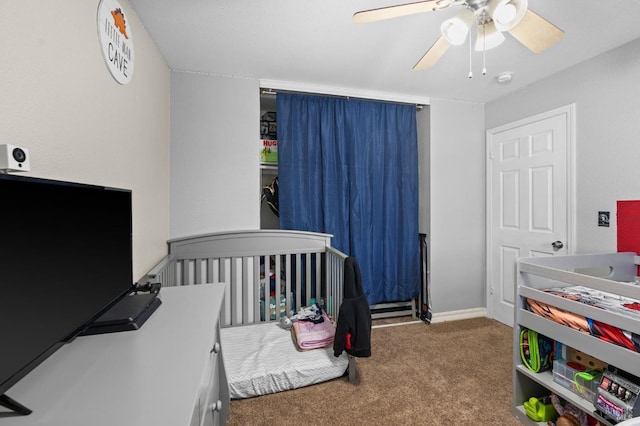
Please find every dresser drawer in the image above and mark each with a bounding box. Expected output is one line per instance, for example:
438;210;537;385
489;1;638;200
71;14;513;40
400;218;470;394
191;323;223;426
202;322;229;426
201;347;222;426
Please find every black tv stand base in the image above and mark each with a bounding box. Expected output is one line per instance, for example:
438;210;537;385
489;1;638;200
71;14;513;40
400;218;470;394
0;394;32;416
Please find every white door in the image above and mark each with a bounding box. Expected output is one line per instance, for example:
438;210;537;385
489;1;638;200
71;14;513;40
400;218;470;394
487;105;575;326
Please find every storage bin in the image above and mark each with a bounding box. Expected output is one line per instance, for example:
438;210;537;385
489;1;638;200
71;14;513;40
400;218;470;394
552;359;602;403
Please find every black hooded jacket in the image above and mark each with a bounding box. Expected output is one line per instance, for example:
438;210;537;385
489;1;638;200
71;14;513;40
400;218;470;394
333;257;372;357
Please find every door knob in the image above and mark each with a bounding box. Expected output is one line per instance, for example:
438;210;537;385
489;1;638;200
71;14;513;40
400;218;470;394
551;241;564;251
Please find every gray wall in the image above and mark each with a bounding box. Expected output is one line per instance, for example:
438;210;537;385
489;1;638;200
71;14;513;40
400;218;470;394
168;36;640;315
486;38;640;254
170;72;261;238
169;76;488;314
0;1;170;280
430;99;486;313
417;106;431;235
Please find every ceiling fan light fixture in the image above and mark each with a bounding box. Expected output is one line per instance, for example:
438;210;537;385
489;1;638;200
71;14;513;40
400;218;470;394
494;4;516;23
489;0;528;32
440;8;475;46
474;22;505;51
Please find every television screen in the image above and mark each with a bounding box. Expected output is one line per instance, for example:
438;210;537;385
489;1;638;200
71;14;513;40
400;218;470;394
0;174;134;415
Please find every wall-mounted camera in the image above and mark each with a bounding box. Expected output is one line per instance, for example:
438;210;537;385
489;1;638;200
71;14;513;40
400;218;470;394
0;144;31;172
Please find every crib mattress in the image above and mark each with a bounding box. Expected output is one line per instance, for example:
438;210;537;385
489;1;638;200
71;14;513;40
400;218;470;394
220;322;349;399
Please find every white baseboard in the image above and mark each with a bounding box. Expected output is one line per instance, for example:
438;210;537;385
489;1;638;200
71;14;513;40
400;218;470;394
371;307;488;329
372;320;423;329
429;307;487;324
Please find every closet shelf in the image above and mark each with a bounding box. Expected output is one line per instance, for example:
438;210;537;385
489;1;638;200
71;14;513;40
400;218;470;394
260;163;278;172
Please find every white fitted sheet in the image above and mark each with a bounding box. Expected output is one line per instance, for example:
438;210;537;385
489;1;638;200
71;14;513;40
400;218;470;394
220;322;349;399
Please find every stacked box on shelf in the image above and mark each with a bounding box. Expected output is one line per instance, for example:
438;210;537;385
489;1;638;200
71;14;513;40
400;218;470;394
260;111;277;163
260;111;277;139
260;139;278;163
552;359;602;403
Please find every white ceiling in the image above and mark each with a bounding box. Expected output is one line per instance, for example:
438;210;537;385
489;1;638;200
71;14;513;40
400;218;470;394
129;0;640;104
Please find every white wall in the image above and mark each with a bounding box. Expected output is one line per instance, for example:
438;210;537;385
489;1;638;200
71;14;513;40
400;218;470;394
430;99;486;312
170;72;261;238
417;106;431;235
486;38;640;254
0;1;170;280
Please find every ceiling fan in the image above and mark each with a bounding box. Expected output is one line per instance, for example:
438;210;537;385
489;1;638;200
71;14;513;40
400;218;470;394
353;0;564;71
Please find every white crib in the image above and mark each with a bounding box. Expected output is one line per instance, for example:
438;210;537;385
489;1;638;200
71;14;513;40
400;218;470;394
142;229;353;398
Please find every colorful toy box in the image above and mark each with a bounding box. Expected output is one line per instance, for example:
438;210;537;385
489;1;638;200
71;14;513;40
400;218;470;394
552;359;602;403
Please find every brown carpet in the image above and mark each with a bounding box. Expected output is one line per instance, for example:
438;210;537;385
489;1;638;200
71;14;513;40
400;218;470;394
226;317;521;426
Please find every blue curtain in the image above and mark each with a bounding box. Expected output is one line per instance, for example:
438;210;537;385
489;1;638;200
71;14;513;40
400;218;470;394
277;93;420;305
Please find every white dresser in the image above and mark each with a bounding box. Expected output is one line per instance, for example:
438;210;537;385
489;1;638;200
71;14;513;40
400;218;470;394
1;284;229;426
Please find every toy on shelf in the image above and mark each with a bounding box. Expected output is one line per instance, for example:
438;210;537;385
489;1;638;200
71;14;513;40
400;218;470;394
547;394;589;426
524;396;558;422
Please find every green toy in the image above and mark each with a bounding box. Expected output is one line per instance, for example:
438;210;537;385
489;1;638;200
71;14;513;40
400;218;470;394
524;396;559;422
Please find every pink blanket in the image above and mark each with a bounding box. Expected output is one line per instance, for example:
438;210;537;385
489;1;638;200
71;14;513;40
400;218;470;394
292;312;335;350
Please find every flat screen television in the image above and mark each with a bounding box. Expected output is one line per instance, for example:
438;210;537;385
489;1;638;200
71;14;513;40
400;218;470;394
0;174;134;415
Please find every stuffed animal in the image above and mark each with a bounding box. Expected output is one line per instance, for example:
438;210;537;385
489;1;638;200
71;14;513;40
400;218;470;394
547;394;588;426
553;413;581;426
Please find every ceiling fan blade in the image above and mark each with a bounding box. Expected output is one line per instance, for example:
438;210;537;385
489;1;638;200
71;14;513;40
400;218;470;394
354;1;441;24
508;9;564;54
413;36;450;70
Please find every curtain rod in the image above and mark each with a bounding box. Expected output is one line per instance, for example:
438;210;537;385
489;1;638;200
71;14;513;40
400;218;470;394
260;88;424;110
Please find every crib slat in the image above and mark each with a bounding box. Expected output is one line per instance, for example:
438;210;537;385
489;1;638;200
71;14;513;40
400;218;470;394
262;255;268;323
241;257;250;325
175;260;181;286
182;260;190;286
220;258;230;326
261;255;272;322
295;253;302;310
315;251;321;305
252;255;257;323
231;257;241;325
274;254;278;321
212;258;219;284
277;255;282;311
195;259;203;284
206;258;214;284
305;254;312;306
284;253;291;315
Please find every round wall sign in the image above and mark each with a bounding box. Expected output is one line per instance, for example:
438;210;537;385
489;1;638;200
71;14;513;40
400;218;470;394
97;0;135;85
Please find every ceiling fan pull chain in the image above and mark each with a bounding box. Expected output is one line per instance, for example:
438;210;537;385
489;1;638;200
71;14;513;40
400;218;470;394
468;30;473;79
482;23;487;76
